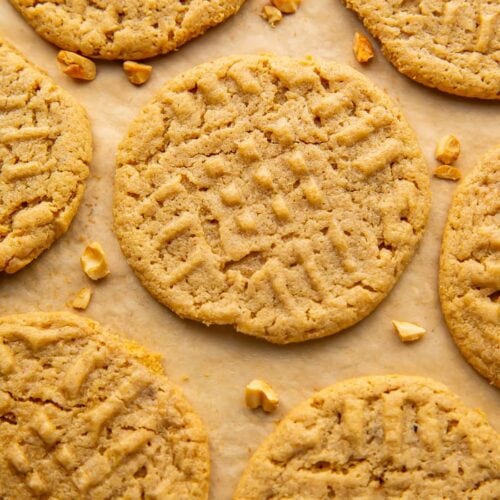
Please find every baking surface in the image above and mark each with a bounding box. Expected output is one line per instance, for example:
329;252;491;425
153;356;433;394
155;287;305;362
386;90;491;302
0;1;498;498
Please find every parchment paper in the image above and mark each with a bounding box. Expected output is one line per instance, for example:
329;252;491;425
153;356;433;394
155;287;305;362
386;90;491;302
0;1;498;498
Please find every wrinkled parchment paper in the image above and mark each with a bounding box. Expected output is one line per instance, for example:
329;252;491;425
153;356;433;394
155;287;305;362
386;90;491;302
0;1;498;498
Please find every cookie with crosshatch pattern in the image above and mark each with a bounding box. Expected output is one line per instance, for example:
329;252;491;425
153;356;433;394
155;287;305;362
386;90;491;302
0;312;210;498
0;35;91;273
439;145;500;387
235;375;500;499
114;54;430;343
341;0;500;99
8;0;246;60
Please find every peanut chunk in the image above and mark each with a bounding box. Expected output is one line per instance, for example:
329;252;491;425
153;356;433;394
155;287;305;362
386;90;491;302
123;61;152;85
302;179;324;207
221;183;242;206
69;287;93;310
353;32;375;63
392;320;426;342
80;242;110;280
204;158;226;177
253;165;274;189
271;0;301;14
237;139;260;161
261;5;283;26
245;379;279;413
272;195;291;221
57;51;96;81
236;210;258;233
434;165;461;181
435;134;460;164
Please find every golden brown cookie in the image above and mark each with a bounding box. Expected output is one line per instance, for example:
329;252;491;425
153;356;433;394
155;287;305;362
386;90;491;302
0;35;91;274
0;312;210;498
9;0;246;60
341;0;500;99
235;375;500;499
114;54;431;344
439;145;500;387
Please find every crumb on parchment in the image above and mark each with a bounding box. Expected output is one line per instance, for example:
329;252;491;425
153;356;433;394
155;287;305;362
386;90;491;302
81;242;110;280
57;50;96;81
392;320;426;342
245;379;279;413
353;32;375;63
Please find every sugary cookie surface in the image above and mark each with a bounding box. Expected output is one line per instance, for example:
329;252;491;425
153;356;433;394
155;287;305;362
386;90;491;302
0;36;91;274
0;312;210;499
9;0;246;60
235;375;500;498
342;0;500;99
114;54;431;343
439;145;500;387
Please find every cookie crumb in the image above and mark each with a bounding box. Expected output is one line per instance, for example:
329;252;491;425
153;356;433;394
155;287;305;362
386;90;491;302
392;320;426;342
245;379;279;413
436;134;460;164
353;32;375;63
80;242;110;280
434;165;461;181
123;61;152;85
56;51;96;81
271;0;301;14
68;287;92;310
261;5;283;26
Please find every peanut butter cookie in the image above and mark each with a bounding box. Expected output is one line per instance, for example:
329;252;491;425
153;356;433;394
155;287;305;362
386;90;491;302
439;145;500;387
235;375;500;499
342;0;500;99
0;311;210;499
0;35;91;273
9;0;246;60
114;54;430;344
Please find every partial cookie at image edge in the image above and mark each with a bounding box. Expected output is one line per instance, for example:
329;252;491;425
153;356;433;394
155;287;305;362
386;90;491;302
0;35;91;274
341;0;500;100
235;375;500;499
0;311;210;498
8;0;247;60
439;144;500;387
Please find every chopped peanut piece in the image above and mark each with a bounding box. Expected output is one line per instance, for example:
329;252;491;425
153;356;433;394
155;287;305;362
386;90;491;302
69;287;92;310
434;165;461;181
261;5;283;26
57;51;96;81
80;242;110;280
271;0;301;14
435;134;460;164
353;32;375;63
245;379;279;413
392;320;426;342
123;61;152;85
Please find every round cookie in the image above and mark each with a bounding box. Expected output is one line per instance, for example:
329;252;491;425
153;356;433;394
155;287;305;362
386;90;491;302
0;36;91;274
114;54;431;344
439;145;500;387
9;0;246;60
235;375;500;499
0;311;210;499
342;0;500;99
